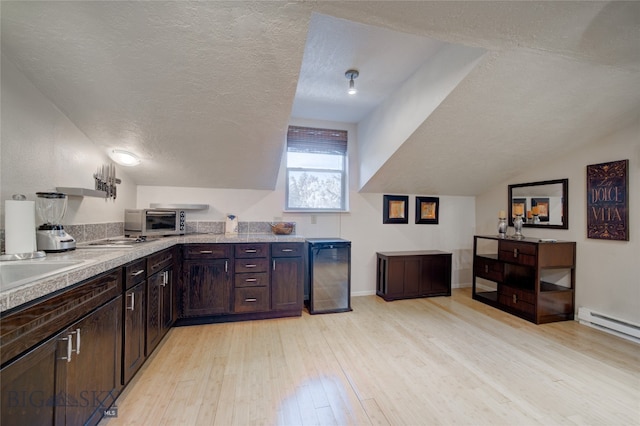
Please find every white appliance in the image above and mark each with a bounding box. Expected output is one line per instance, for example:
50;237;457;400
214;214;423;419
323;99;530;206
35;192;76;252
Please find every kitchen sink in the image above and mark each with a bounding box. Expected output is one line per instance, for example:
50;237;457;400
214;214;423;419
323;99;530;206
0;259;91;292
76;236;149;249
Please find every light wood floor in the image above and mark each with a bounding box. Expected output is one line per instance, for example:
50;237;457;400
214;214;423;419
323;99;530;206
100;289;640;425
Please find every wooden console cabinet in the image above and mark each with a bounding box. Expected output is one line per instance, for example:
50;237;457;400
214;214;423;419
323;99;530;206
472;235;576;324
376;251;452;301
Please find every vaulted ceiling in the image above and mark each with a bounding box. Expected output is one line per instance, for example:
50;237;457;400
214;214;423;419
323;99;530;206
2;1;639;195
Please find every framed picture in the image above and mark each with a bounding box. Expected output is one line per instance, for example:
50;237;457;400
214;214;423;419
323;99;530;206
512;198;526;219
383;195;409;224
415;196;439;224
532;198;550;222
587;159;629;241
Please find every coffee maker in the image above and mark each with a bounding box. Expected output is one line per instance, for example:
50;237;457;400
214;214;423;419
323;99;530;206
35;192;76;252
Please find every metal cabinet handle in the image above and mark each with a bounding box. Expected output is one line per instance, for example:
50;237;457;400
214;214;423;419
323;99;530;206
225;260;228;273
245;298;257;303
244;264;257;268
200;250;213;254
244;249;257;253
75;328;81;355
245;278;257;282
281;249;293;252
273;260;276;270
513;248;519;258
60;335;73;362
160;271;168;287
131;269;144;277
127;292;135;311
513;294;518;303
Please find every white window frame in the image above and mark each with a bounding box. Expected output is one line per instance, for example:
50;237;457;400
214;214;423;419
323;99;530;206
285;126;348;212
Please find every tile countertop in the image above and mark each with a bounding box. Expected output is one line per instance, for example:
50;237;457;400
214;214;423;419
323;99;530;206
0;233;305;313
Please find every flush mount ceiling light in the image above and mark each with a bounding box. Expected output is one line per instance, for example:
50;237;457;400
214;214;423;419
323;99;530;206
110;149;141;166
345;69;359;95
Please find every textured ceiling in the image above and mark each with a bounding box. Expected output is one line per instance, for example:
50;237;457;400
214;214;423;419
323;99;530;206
1;1;639;195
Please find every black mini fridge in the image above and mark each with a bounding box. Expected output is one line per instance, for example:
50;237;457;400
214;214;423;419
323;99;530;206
306;238;352;314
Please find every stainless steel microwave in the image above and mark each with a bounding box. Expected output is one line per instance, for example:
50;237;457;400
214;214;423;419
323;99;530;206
124;209;185;237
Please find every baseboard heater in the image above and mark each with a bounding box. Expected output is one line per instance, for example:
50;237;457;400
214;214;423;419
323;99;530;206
577;307;640;344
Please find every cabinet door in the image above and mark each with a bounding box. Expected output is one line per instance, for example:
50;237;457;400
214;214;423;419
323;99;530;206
1;333;65;425
65;296;122;426
161;267;173;333
123;282;145;385
421;255;452;296
147;267;173;354
183;260;230;317
402;257;422;297
271;257;303;311
385;258;407;297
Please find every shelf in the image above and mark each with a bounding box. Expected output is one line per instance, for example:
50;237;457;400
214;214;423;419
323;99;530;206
56;187;107;198
149;203;209;210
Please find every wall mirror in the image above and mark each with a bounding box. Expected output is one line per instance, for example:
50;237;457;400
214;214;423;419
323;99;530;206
508;178;569;229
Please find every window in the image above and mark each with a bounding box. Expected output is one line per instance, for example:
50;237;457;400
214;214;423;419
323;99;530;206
286;125;347;211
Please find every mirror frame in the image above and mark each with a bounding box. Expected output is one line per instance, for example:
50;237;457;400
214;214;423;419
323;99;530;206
508;178;569;230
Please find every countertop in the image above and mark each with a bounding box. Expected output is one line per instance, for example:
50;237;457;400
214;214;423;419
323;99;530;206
0;233;305;313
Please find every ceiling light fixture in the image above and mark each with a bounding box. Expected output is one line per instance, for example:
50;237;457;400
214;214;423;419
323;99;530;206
111;149;141;166
345;69;359;95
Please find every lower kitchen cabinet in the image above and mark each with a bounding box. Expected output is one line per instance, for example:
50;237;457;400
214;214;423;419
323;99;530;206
146;266;173;354
182;244;233;317
122;281;145;385
271;243;304;312
1;334;61;424
1;290;122;426
65;297;122;426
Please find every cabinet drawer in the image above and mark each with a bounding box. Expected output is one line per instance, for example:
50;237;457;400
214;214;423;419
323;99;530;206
499;241;536;266
234;272;269;288
124;259;147;289
147;248;174;276
234;287;269;313
235;243;269;258
235;258;269;273
271;242;303;257
499;284;536;311
499;292;535;316
474;257;503;282
183;244;232;259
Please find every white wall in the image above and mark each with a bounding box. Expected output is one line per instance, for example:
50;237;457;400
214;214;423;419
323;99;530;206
138;117;476;295
476;122;640;324
1;55;137;227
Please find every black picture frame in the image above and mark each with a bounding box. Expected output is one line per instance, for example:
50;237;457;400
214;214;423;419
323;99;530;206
383;195;409;224
415;196;439;224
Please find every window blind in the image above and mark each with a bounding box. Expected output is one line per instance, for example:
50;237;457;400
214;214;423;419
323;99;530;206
287;126;347;155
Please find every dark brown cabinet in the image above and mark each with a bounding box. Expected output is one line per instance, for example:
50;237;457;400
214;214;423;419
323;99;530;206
182;244;232;317
64;297;122;426
472;235;576;324
123;281;145;385
122;259;146;385
271;243;304;312
1;333;62;425
233;244;270;314
1;271;122;426
146;248;175;354
179;242;304;322
376;251;452;301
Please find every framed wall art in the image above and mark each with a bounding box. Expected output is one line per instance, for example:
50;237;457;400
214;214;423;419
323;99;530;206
383;195;409;224
587;159;629;241
512;198;526;219
531;198;550;222
415;196;439;224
